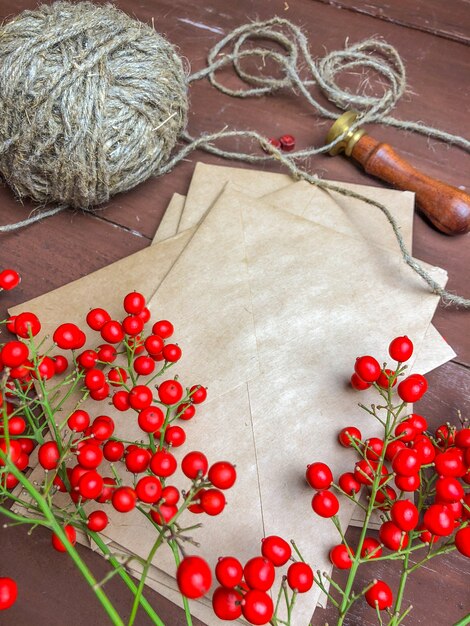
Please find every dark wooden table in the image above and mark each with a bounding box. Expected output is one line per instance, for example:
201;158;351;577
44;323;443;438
1;1;469;624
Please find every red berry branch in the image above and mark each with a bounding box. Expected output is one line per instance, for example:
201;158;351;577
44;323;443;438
0;269;239;625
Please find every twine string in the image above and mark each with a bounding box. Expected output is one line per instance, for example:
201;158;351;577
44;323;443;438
1;17;468;307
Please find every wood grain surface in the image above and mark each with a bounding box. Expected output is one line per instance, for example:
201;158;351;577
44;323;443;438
0;0;469;625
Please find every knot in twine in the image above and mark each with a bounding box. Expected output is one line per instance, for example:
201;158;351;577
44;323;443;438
0;7;468;307
0;1;188;208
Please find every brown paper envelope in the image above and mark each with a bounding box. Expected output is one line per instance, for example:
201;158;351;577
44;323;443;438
180;162;415;256
179;161;293;231
152;193;186;244
179;165;454;371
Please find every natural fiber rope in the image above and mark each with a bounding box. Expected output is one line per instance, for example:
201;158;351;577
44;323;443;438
0;10;468;307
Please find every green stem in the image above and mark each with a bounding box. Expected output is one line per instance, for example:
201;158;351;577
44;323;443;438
169;539;193;626
389;549;410;625
127;532;166;626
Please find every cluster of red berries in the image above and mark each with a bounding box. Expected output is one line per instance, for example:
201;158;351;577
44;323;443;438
0;291;237;556
176;535;314;625
306;335;470;614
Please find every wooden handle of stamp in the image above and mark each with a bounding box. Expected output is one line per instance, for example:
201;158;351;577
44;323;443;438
351;135;470;235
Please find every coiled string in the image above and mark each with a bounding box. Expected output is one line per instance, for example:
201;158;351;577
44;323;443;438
2;17;469;306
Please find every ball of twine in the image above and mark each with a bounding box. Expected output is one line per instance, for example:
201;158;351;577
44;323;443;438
0;1;188;208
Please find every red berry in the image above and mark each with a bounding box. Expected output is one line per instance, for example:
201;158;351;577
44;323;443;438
150;504;178;525
208;461;237;490
364;438;384;461
306;462;333;490
338;426;361;447
162;343;182;362
84;368;106;391
38;441;60;470
53;355;68;374
390;499;419;531
215;556;243;588
423;504;454;536
286;562;314;593
311;490;339;517
51;525;76;552
129;385;153;410
112;390;130;411
53;323;86;350
394;420;417;443
244;557;275;591
14;312;41;338
1;341;28;367
78;471;104;499
0;576;17;609
86;308;111;331
0;269;20;290
103;440;125;462
434;449;466;477
150;450;177;477
158;380;183;405
376;368;397;389
361;537;382;559
392;449;420;476
350;372;371;390
122;315;144;336
176;403;196;421
125;447;151;473
407;413;428;433
112;486;137;512
138;406;164;433
177;556;212;599
365;580;393;610
145;334;164;355
435;476;464;502
100;320;124;344
338;472;361;496
212;586;242;620
455;527;470;558
241;590;274;624
329;544;354;569
136;475;162;503
133;355;155;376
261;536;291;567
77;443;103;469
164;425;186;447
354;355;381;383
395;473;421;492
379;521;408;551
200;489;226;516
389;336;413;362
181;451;208;479
108;366;127;387
123;292;146;315
397;374;427;403
189;385;207;404
87;510;109;532
161;485;180;505
152;320;174;339
97;344;117;363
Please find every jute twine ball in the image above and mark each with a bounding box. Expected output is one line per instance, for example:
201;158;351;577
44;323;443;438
0;1;188;208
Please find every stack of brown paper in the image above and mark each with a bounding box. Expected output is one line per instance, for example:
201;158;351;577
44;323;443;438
11;163;455;625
